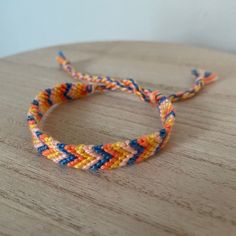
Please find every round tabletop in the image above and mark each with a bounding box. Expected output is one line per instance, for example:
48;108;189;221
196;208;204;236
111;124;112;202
0;41;235;236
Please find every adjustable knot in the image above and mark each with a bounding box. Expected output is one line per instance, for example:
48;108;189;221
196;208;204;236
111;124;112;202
149;90;164;104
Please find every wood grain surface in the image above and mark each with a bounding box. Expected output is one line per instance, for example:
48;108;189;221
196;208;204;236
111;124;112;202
0;41;235;236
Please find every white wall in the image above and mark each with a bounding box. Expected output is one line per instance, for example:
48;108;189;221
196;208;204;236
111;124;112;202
0;0;236;57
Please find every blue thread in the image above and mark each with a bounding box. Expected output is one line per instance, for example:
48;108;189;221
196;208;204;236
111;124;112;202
64;83;72;100
56;143;78;165
165;111;176;119
204;71;211;77
57;143;66;151
37;145;48;154
58;51;65;59
45;88;53;106
158;96;167;105
89;145;113;170
128;78;139;91
27;115;35;121
160;128;166;138
90;165;99;172
106;76;112;82
127;139;144;165
59;155;76;166
35;131;42;137
192;69;200;77
32;99;39;106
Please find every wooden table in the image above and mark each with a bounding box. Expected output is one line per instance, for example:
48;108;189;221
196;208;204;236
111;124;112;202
0;42;235;236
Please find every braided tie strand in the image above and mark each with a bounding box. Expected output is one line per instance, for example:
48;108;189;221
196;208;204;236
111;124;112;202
27;51;218;171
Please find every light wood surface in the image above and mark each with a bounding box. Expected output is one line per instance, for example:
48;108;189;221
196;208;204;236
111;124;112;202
0;41;236;236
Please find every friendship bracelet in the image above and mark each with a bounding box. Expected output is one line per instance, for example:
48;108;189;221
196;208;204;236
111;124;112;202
27;51;218;171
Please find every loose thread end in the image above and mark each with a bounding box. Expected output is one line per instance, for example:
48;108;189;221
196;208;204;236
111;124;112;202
57;50;66;59
56;51;68;66
203;72;218;85
192;68;218;85
191;68;200;77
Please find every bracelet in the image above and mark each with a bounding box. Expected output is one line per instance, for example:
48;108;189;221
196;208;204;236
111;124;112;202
27;51;218;171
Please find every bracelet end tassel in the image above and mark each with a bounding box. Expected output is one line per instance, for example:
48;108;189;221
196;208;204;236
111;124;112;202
56;51;69;66
192;68;218;85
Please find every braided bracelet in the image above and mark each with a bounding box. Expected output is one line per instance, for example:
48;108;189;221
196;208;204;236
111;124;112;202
27;51;218;171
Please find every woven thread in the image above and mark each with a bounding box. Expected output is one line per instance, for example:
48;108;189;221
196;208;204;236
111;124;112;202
27;51;218;171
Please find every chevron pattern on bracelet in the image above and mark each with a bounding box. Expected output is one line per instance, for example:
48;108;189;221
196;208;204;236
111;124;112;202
27;51;218;171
